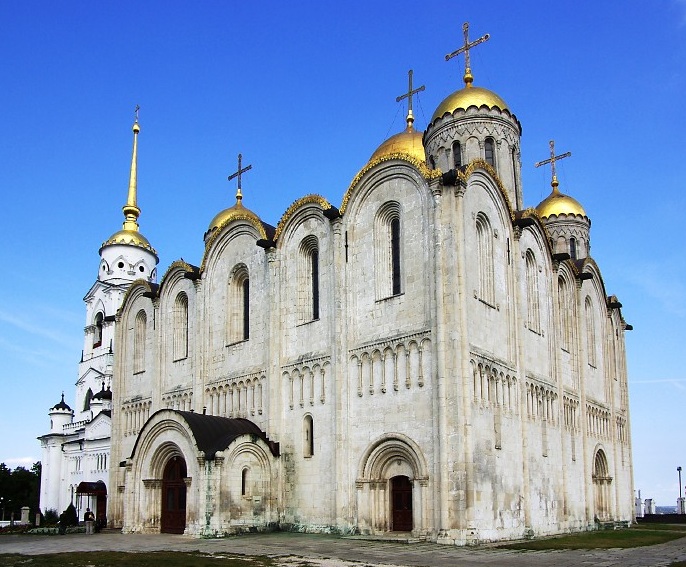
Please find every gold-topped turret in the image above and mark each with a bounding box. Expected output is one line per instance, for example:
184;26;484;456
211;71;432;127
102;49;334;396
205;153;264;240
100;107;157;256
535;140;586;218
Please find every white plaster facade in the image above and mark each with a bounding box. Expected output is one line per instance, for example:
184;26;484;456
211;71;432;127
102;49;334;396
106;70;633;543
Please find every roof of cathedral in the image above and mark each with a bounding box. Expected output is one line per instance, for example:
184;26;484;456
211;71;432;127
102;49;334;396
51;393;72;412
536;179;586;218
431;84;510;123
100;115;158;258
176;411;280;458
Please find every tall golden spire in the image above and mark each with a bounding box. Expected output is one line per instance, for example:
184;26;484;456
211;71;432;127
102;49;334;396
122;105;141;232
445;22;490;87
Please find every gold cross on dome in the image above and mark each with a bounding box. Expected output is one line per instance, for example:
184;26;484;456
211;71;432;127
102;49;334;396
395;69;425;127
445;22;490;86
534;140;572;187
228;153;252;202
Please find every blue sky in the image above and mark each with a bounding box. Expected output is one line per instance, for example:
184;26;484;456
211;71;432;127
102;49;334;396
0;1;684;506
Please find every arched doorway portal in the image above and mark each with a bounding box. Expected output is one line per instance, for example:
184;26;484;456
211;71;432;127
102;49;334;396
161;455;187;534
391;475;412;531
592;449;612;521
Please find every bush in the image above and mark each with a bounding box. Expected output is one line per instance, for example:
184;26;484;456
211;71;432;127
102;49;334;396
43;508;58;526
58;503;78;534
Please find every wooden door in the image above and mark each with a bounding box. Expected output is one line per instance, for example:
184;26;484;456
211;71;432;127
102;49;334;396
161;456;187;534
391;475;413;532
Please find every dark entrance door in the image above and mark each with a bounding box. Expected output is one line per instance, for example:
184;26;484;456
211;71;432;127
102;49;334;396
391;475;413;531
161;456;187;534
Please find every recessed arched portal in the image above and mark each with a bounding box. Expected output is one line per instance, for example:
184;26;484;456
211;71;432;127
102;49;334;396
161;455;187;534
391;475;413;531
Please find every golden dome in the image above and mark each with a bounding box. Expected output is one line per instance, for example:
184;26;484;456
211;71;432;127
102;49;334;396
101;229;157;254
536;185;586;218
431;85;509;122
369;125;425;163
207;199;262;235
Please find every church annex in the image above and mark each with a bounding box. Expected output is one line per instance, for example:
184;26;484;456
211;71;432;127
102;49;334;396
44;24;633;544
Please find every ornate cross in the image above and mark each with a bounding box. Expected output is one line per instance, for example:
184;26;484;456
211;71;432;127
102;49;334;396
134;104;140;121
445;22;490;86
534;140;571;187
228;153;252;202
395;69;425;126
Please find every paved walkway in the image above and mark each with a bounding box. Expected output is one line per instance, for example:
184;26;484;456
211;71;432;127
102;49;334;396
1;531;686;567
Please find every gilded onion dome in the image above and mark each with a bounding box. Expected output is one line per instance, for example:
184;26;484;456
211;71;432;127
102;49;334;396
431;83;509;123
100;118;158;257
536;178;586;218
369;70;427;164
369;123;425;163
206;197;263;235
205;154;263;240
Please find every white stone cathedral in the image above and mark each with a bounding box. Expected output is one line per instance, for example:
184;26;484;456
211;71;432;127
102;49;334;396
41;27;634;544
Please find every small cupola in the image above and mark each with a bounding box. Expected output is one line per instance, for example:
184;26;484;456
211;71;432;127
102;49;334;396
535;141;590;260
368;70;426;165
205;153;264;243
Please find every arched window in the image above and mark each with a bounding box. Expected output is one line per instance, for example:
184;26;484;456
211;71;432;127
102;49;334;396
173;292;189;360
585;296;596;367
93;312;104;348
557;277;571;351
241;467;249;496
570;237;578;260
526;251;540;333
83;388;93;411
453;141;462;168
228;266;250;343
133;310;147;374
484;137;496;167
298;236;320;323
476;213;495;304
375;202;402;299
303;415;314;457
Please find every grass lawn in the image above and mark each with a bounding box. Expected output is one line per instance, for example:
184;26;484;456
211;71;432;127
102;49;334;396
498;523;686;550
0;551;276;567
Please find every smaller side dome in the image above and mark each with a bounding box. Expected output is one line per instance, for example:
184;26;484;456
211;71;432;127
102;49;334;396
536;185;586;218
206;199;263;238
431;85;509;123
369;125;425;163
51;393;72;412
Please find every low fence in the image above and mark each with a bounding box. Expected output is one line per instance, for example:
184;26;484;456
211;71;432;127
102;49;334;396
637;514;686;524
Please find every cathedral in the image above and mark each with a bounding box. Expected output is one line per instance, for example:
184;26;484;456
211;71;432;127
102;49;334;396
40;25;634;544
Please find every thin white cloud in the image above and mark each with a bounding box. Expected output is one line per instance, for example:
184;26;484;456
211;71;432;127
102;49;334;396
0;309;78;349
627;265;686;318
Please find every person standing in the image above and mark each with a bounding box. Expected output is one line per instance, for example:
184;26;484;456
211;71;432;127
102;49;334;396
84;508;95;535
